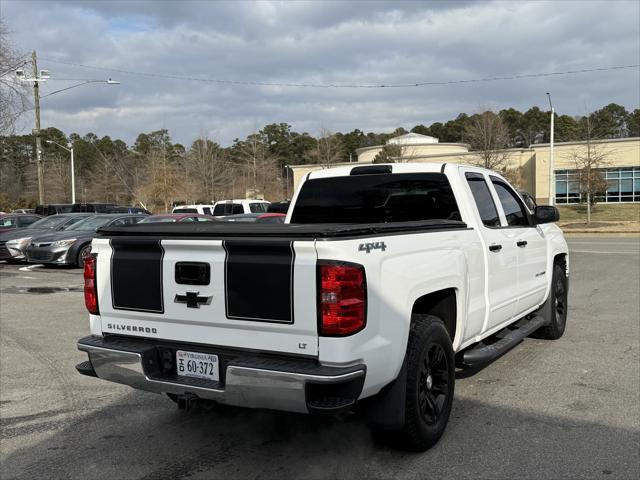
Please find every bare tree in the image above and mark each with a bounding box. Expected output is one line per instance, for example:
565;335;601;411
43;153;71;202
0;21;30;135
82;139;144;206
185;137;233;202
307;128;344;166
231;132;281;199
464;110;510;171
135;139;184;212
565;115;610;224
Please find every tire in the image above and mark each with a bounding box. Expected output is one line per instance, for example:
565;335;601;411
76;244;92;268
375;314;455;451
534;263;568;340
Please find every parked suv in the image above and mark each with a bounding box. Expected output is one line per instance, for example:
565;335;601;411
212;199;270;216
172;204;216;215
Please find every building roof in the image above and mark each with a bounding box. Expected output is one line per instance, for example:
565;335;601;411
387;132;439;145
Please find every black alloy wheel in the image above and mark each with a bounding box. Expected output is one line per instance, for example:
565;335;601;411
534;263;568;340
397;314;455;451
418;343;450;426
554;272;567;328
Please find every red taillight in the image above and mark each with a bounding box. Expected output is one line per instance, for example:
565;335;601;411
84;255;99;315
318;261;366;336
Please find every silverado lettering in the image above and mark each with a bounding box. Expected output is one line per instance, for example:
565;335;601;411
106;324;157;334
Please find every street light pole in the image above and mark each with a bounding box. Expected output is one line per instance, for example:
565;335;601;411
45;140;75;203
70;146;75;203
32;51;45;205
546;92;555;206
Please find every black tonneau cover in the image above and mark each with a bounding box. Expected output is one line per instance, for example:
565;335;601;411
98;219;468;240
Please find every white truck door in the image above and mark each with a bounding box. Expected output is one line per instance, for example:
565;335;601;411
489;176;548;312
464;172;519;331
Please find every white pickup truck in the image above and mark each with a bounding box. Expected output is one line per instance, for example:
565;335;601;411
76;163;569;451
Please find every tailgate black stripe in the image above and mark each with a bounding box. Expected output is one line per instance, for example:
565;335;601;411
223;240;294;323
110;238;164;313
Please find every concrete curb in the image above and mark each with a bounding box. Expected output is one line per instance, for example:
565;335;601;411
563;231;640;236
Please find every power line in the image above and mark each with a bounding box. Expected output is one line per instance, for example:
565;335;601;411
40;58;640;89
0;56;30;77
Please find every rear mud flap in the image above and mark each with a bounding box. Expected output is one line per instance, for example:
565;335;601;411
365;360;407;430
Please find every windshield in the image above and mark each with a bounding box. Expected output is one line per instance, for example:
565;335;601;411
65;215;114;231
139;217;178;223
27;216;69;229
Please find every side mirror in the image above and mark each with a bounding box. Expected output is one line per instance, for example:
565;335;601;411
534;206;559;224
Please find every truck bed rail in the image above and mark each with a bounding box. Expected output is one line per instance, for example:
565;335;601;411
98;219;468;240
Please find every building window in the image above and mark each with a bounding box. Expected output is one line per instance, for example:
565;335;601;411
555;167;640;204
555;169;581;204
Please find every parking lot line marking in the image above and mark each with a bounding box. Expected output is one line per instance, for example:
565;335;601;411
19;264;44;271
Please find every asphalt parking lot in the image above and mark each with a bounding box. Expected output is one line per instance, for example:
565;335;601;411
1;235;639;479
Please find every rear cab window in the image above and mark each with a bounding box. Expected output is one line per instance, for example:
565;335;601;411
290;173;460;224
249;202;268;213
214;203;244;216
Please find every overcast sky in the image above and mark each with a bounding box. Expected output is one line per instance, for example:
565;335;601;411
2;0;639;146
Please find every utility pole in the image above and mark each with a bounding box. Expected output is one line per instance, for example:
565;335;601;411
16;55;118;206
32;51;45;205
546;92;555;206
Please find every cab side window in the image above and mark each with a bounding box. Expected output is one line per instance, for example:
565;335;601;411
213;204;226;215
0;217;17;228
109;218;128;227
465;173;501;227
231;204;244;214
18;216;40;227
490;177;530;227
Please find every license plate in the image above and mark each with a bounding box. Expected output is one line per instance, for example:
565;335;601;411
176;350;219;382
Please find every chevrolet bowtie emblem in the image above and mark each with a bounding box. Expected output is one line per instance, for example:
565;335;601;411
174;291;212;308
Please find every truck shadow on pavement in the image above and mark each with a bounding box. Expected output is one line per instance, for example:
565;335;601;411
2;390;638;480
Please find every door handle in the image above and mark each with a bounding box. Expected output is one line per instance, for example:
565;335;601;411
489;244;502;252
517;240;528;247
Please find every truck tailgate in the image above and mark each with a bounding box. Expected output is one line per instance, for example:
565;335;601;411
91;237;319;356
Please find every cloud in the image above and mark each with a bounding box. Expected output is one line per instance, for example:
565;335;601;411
3;0;639;146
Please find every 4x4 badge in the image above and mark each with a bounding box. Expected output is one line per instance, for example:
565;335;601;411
359;241;387;254
174;291;212;308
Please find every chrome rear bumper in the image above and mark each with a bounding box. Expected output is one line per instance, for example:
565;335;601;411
77;335;365;414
